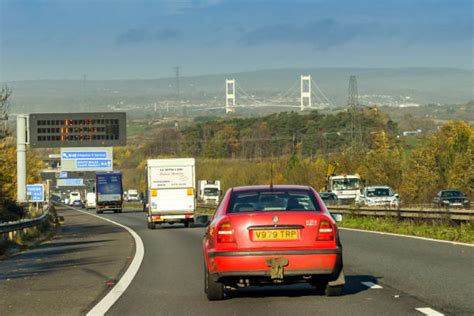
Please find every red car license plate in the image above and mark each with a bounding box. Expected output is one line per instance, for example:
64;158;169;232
253;229;298;241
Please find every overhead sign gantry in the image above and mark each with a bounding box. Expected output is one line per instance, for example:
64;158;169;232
16;112;126;202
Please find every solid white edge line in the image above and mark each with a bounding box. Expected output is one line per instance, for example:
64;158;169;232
360;281;382;289
415;307;445;316
63;206;144;316
339;227;473;247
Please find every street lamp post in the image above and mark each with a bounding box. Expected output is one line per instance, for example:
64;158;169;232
323;131;342;158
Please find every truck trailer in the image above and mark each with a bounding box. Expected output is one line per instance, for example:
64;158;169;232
146;158;196;229
95;172;123;213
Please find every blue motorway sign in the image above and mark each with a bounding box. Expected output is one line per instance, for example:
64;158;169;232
63;179;83;186
61;147;113;171
62;151;108;159
26;184;44;202
76;159;112;169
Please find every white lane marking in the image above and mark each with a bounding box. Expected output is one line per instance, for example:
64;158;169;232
415;307;444;316
361;281;382;289
339;227;473;247
64;206;144;316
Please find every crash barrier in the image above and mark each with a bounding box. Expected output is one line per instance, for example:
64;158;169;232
328;205;474;221
0;206;56;242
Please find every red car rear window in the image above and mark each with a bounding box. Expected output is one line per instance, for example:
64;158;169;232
227;189;321;213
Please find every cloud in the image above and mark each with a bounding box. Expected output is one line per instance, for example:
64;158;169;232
240;18;372;49
115;28;181;45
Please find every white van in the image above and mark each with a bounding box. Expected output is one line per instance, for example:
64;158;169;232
69;192;81;205
85;192;96;209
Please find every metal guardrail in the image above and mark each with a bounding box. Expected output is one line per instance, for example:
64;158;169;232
0;208;51;234
197;203;474;221
328;205;474;221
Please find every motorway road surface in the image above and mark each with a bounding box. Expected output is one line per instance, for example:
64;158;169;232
1;207;473;315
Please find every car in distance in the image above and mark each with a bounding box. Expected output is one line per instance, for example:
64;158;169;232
202;185;344;300
432;190;470;208
358;186;400;207
72;199;84;208
319;192;339;206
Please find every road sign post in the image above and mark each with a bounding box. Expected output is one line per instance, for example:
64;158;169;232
26;184;44;202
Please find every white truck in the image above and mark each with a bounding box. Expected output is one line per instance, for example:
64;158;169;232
146;158;196;229
198;180;221;205
126;189;140;202
328;174;362;204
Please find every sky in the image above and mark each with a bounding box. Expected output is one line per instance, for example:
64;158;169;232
0;0;473;81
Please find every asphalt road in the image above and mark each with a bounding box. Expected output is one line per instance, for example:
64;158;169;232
0;207;134;315
99;209;473;316
1;207;472;315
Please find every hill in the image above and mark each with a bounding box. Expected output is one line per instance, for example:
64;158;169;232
4;67;473;114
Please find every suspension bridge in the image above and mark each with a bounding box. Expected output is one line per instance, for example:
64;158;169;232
223;75;335;113
217;75;335;113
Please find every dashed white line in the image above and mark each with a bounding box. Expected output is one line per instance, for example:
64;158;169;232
415;307;444;316
361;281;383;289
65;206;145;316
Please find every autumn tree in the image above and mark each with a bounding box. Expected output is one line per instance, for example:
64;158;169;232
360;131;403;188
0;85;12;138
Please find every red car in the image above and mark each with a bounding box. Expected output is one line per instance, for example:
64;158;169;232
202;185;345;300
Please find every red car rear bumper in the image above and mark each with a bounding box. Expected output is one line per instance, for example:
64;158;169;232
207;248;342;281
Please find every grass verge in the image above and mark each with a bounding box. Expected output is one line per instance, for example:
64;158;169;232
338;215;474;244
0;207;59;258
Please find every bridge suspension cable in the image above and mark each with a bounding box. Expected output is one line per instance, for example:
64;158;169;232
311;79;335;108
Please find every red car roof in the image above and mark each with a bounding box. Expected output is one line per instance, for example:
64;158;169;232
231;185;313;192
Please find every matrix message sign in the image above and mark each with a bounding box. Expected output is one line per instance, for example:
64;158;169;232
29;112;126;148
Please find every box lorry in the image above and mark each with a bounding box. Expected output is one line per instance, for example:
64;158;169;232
198;180;221;205
146;158;196;229
96;172;123;213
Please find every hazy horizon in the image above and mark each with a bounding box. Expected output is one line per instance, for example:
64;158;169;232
2;66;473;83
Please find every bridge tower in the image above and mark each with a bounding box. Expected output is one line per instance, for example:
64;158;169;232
225;79;236;113
300;75;311;111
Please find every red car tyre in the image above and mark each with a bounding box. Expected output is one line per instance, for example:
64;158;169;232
205;262;224;300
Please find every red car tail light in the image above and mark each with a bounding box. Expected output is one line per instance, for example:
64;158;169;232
317;220;334;241
217;222;235;243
